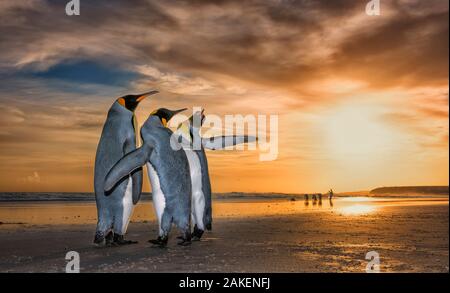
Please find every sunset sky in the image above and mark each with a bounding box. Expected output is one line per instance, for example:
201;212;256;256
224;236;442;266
0;0;448;193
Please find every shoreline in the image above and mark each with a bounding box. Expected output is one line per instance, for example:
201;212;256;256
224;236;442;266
1;192;448;203
1;196;448;227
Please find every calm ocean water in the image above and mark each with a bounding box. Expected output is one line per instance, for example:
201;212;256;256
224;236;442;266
0;192;307;202
1;192;448;202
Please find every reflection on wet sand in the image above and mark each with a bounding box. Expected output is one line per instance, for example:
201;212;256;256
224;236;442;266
339;204;377;215
0;197;447;226
303;196;375;215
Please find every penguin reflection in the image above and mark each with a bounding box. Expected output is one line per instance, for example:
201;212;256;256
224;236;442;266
304;194;309;206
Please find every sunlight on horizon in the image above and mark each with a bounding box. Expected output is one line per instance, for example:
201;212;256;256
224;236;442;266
323;103;399;161
338;204;377;216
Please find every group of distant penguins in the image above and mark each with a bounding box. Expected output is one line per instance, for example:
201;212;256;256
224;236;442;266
93;91;256;247
304;191;334;206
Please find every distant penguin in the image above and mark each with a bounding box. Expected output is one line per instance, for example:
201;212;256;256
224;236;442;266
175;109;257;240
329;189;334;200
94;91;158;246
104;108;192;247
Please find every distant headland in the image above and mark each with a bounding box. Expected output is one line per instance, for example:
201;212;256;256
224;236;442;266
370;186;449;195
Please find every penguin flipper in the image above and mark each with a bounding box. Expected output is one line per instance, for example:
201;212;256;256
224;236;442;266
123;139;143;205
131;167;143;205
104;146;152;192
202;136;257;150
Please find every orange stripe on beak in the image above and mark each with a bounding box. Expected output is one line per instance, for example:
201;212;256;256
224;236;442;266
136;90;159;102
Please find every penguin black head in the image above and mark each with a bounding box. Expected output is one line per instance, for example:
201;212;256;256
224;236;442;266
150;108;187;127
117;90;159;112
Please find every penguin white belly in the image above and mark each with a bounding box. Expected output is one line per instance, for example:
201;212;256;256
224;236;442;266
146;163;166;234
184;150;205;230
121;177;134;234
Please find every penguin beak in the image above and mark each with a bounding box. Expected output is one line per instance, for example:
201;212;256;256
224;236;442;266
163;108;187;127
158;108;187;127
171;108;188;116
136;90;159;102
201;109;206;122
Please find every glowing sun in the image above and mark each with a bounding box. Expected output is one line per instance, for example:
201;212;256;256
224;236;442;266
322;103;398;163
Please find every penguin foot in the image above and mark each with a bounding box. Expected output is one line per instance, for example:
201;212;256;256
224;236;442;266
177;231;192;246
205;223;212;231
113;234;138;246
94;230;114;247
192;225;204;241
93;230;105;244
177;238;192;246
148;236;168;248
105;231;115;246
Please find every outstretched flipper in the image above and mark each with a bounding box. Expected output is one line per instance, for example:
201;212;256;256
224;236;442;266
202;136;257;150
104;146;152;192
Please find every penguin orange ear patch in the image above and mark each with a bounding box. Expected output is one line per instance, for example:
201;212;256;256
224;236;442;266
162;118;168;127
118;98;126;107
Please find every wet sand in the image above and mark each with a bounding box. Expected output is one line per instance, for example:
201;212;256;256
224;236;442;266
0;197;448;272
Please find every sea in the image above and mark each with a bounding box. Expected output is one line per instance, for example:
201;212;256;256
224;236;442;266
0;192;306;202
0;192;447;202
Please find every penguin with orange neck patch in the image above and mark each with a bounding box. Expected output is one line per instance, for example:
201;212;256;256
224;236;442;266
176;109;257;240
104;108;192;247
94;90;158;246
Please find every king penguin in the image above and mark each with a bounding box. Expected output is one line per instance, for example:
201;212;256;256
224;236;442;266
104;108;193;247
94;90;158;246
175;109;257;240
